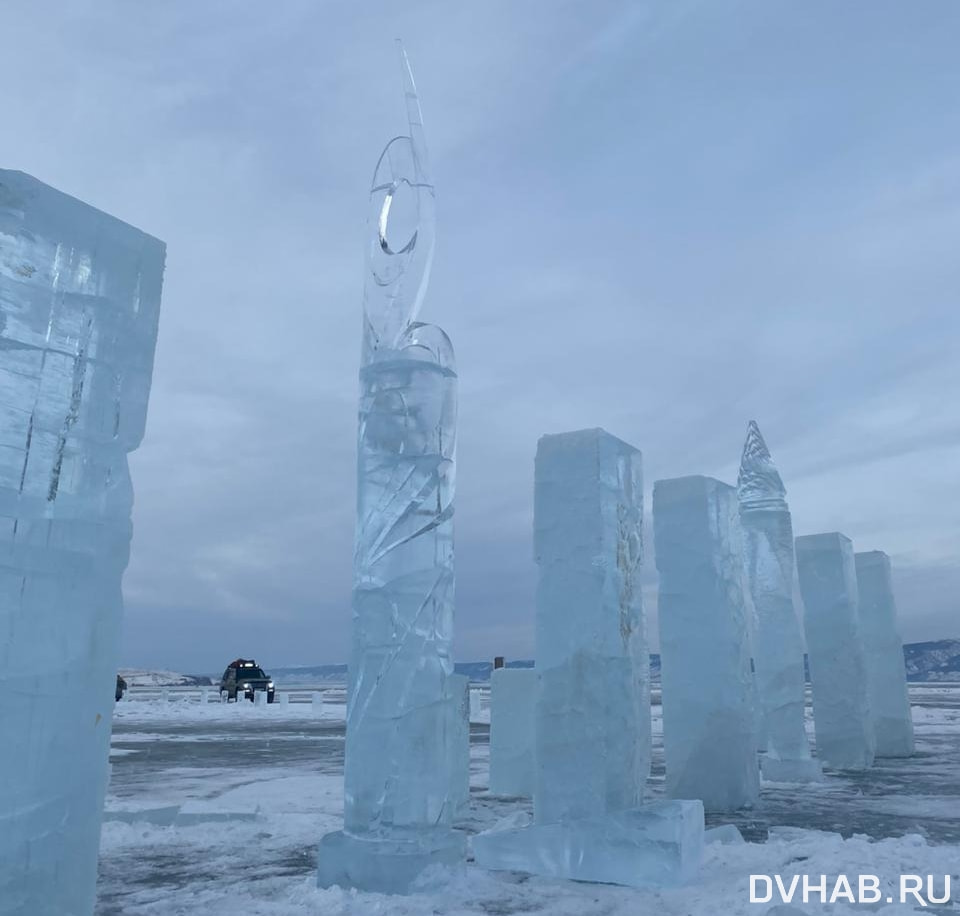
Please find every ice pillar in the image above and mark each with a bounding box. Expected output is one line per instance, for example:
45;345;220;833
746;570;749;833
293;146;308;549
737;423;820;782
855;551;914;757
0;170;165;915
795;533;875;769
653;475;760;812
475;430;703;889
533;429;649;823
316;47;465;894
488;667;536;797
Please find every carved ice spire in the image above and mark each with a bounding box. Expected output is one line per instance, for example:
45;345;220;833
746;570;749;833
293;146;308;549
737;420;787;512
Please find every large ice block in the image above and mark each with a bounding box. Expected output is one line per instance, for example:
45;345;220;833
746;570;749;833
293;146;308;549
472;800;704;888
316;47;465;895
737;422;821;782
795;533;875;769
0;170;164;915
653;475;760;812
855;551;914;757
534;428;650;823
488;667;536;797
474;428;684;887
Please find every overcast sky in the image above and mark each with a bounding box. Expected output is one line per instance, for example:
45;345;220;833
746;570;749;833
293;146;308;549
4;1;958;673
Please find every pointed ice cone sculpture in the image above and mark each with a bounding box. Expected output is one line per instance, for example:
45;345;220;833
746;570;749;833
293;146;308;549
737;422;821;782
315;45;465;895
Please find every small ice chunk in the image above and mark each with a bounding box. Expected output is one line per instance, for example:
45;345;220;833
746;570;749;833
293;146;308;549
472;800;704;888
704;824;745;845
468;688;482;722
795;533;875;770
488;668;536;798
254;691;268;707
311;692;325;715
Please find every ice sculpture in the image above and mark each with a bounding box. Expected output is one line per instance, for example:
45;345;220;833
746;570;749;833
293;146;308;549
488;667;536;797
737;422;821;782
653;476;760;811
855;551;914;757
475;429;702;888
0;170;164;915
795;533;875;769
316;46;466;895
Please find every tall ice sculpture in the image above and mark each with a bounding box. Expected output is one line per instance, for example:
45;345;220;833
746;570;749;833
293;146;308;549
796;533;875;769
653;475;760;812
316;46;466;894
0;170;164;915
474;429;703;888
855;551;914;757
737;422;821;782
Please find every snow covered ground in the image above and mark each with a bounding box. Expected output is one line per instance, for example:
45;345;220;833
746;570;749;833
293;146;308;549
97;685;960;915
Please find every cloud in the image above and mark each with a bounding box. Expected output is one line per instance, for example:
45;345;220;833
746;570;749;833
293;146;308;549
2;1;957;671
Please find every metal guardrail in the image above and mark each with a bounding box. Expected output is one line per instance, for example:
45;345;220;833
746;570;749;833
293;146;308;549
122;685;346;704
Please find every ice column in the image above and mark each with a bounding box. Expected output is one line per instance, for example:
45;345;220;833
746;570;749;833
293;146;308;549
534;429;649;822
0;170;165;915
737;423;821;782
855;551;914;757
488;667;536;797
795;533;875;769
653;476;760;811
316;47;465;895
450;673;471;810
474;429;703;888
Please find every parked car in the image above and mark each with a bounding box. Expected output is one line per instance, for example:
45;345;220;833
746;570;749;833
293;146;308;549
219;659;275;703
115;674;127;702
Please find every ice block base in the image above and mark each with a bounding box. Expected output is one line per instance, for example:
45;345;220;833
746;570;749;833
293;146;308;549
316;828;466;895
472;800;704;888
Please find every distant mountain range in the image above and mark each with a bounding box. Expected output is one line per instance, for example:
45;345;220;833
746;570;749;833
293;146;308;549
131;639;960;687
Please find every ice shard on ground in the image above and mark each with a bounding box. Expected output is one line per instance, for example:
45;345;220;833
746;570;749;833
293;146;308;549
737;423;821;782
316;46;465;895
653;475;760;811
855;551;914;757
488;667;536;797
0;170;164;915
475;429;701;888
795;533;875;769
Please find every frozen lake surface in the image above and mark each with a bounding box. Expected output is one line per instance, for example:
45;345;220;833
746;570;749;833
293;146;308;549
97;685;960;914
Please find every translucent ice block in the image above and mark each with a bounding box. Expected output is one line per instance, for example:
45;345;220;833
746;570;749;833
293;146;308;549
488;667;536;797
855;551;914;757
795;533;875;769
0;169;164;915
472;800;704;888
534;429;650;824
653;475;760;812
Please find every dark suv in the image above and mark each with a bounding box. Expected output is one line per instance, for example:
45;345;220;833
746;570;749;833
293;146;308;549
220;659;276;703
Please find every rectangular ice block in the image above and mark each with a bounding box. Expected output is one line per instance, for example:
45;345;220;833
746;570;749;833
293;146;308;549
472;800;704;888
488;667;537;797
0;169;165;916
795;533;875;769
653;475;760;812
855;551;914;757
450;673;471;810
533;428;650;824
